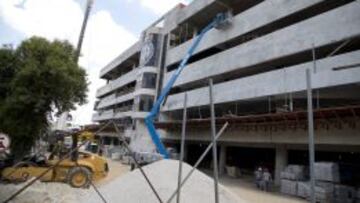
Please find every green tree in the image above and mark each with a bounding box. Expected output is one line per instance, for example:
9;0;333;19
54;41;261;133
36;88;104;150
0;37;88;158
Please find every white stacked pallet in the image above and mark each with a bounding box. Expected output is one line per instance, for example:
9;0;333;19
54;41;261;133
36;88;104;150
314;162;340;183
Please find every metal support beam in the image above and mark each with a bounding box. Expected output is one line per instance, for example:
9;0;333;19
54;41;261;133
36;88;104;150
209;78;219;203
306;69;316;203
176;93;187;203
166;122;229;203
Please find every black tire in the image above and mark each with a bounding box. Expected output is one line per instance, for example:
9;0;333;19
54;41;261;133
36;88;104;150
67;166;92;188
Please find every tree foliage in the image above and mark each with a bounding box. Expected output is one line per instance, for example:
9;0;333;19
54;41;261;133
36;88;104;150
0;37;88;158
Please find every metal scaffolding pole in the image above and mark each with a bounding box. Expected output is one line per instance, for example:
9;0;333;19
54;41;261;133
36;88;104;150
306;69;316;203
209;78;219;203
176;93;187;203
166;123;229;203
312;44;320;109
113;121;163;203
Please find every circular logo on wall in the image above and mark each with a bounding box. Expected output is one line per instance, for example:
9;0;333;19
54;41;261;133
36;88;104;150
0;133;11;152
140;39;154;66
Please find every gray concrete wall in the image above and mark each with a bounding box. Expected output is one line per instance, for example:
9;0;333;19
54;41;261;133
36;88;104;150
163;50;360;111
164;2;360;88
166;0;325;66
130;120;157;152
160;121;360;146
275;145;287;185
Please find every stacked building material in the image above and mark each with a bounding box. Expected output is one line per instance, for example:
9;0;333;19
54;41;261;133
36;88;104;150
282;162;357;202
280;165;307;181
296;181;309;198
333;184;356;203
297;181;334;202
280;179;298;196
314;162;340;182
316;181;335;194
280;165;307;196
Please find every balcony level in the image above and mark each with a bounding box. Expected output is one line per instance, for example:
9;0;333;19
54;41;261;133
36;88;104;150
162;50;360;111
100;41;141;79
164;2;360;90
166;0;341;67
96;68;137;98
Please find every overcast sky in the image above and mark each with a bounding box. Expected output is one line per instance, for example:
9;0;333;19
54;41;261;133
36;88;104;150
0;0;190;125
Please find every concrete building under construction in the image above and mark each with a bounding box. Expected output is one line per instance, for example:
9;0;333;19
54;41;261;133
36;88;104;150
93;0;360;184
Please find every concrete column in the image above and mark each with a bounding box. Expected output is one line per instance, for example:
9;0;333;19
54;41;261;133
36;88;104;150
111;137;115;146
275;145;288;185
219;145;227;175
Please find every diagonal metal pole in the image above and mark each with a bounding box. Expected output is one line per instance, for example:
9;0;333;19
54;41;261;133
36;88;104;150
176;93;187;203
112;120;163;203
167;122;229;203
209;78;219;203
73;160;107;203
306;69;316;203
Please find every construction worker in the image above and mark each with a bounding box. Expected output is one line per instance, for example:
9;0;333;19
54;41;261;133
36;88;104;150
254;167;263;189
262;168;272;191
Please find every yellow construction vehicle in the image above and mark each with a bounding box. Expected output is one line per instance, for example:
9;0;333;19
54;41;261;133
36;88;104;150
1;131;108;188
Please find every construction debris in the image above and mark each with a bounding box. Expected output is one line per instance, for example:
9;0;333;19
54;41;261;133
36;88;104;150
314;162;340;182
280;179;297;196
334;184;356;202
80;159;245;203
296;181;332;202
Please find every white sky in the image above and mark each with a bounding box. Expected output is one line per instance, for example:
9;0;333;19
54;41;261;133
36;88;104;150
0;0;188;125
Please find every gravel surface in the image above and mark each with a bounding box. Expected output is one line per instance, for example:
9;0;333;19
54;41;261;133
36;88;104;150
81;159;245;203
0;179;89;203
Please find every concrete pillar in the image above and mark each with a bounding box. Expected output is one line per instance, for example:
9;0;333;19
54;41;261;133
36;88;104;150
275;145;288;186
111;137;115;146
219;145;227;175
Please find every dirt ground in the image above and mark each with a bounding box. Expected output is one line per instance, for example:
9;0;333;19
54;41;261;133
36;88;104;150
102;160;306;203
95;159;130;186
219;175;306;203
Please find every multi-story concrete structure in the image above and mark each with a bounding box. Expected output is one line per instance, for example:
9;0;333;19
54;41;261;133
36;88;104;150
94;0;360;184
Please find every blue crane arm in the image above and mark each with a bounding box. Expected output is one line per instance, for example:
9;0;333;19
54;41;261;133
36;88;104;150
145;13;229;158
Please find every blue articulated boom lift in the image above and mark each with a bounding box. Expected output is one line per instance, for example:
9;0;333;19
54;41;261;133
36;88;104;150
145;12;232;159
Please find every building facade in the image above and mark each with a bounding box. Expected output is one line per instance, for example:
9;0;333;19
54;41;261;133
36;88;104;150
93;0;360;184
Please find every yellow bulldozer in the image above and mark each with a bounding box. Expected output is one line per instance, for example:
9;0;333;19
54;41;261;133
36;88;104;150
1;130;108;188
